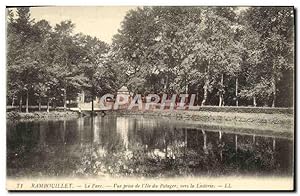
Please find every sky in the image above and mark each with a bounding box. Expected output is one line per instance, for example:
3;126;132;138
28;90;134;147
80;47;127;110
29;6;138;44
14;6;247;44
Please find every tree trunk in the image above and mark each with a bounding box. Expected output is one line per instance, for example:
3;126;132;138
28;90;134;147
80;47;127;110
218;74;224;107
63;88;67;112
12;96;15;107
185;76;188;94
272;79;276;107
201;67;209;106
19;95;22;112
26;90;29;113
253;96;257;107
185;84;188;94
47;99;50;113
164;75;169;93
92;96;94;115
235;77;239;106
201;83;208;106
91;85;95;116
271;64;276;108
38;96;41;111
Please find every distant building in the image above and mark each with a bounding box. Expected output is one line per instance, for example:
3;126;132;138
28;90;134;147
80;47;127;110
117;86;130;96
74;86;132;110
77;90;85;103
116;86;131;109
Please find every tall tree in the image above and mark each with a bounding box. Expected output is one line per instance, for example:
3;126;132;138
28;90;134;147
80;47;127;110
52;21;87;111
76;34;114;112
240;7;294;107
7;7;41;113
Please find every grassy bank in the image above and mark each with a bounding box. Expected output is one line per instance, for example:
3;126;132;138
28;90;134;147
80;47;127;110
7;109;293;125
197;106;293;114
7;111;80;121
113;110;293;125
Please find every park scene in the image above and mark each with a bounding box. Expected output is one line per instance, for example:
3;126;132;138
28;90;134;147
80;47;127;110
6;6;294;190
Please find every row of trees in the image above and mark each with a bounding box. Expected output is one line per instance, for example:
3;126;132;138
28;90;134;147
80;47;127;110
7;7;294;112
7;8;118;112
112;7;294;107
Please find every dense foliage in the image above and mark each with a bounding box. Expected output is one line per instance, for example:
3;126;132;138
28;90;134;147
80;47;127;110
112;7;294;107
7;7;294;112
7;8;118;112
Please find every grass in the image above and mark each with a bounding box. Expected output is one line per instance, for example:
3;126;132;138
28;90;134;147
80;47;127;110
7;111;80;121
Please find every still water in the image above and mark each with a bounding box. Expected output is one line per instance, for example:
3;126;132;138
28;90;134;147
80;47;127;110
7;115;293;178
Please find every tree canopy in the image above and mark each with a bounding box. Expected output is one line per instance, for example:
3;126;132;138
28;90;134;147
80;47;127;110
6;6;294;112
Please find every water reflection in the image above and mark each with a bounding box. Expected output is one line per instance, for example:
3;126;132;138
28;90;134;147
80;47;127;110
7;115;293;178
116;117;129;150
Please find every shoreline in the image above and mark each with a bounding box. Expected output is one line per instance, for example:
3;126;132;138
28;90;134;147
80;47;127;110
6;110;293;138
6;109;293;126
6;111;81;121
114;110;293;125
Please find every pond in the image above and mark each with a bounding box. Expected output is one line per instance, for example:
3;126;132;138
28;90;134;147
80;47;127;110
7;115;293;178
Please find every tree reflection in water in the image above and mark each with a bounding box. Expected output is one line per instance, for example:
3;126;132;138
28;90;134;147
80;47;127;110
7;115;293;178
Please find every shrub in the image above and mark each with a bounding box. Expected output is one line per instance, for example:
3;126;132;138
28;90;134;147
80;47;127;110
6;111;21;120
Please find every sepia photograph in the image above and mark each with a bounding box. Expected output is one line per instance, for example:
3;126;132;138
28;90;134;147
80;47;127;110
5;6;295;191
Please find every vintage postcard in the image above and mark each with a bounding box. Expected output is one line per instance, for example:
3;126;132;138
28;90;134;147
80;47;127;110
6;6;295;191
